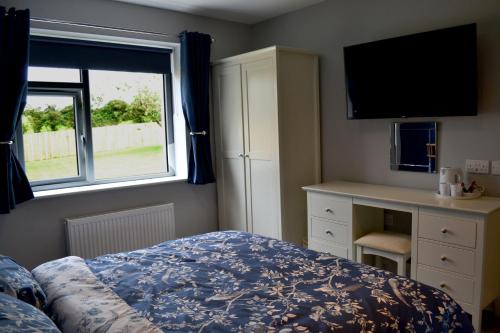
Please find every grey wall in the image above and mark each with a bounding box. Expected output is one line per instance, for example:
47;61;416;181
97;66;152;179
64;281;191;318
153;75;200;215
251;0;500;195
3;0;500;268
0;0;252;269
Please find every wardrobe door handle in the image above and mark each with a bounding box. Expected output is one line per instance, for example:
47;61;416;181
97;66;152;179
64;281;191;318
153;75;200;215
440;255;447;262
238;153;244;158
325;208;334;214
439;282;447;289
441;228;448;234
325;230;334;237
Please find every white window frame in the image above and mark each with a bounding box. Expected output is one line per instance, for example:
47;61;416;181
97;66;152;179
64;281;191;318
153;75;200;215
21;29;188;194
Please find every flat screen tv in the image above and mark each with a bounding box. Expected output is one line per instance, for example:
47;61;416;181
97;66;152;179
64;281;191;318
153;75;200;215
344;24;477;119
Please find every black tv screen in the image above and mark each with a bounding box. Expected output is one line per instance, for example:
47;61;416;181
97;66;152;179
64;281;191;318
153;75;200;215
344;24;477;119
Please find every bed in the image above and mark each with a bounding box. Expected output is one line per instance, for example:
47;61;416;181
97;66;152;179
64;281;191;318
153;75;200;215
31;231;473;332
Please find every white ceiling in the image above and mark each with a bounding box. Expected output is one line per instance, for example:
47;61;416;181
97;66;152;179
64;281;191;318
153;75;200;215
112;0;325;24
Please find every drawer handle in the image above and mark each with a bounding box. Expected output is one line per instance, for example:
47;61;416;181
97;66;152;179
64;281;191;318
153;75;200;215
440;228;448;234
325;230;334;237
439;282;447;289
325;208;334;214
440;255;447;262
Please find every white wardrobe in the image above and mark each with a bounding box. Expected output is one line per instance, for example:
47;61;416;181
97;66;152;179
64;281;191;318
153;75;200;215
212;46;321;245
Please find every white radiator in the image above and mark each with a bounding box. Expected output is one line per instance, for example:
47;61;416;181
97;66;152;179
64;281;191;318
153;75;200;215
65;203;175;259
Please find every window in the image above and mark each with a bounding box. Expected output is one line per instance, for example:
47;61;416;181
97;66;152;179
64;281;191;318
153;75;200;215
88;69;169;180
22;93;82;182
16;35;177;190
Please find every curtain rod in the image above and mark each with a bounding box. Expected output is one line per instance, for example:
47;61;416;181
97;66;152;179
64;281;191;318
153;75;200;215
30;17;215;42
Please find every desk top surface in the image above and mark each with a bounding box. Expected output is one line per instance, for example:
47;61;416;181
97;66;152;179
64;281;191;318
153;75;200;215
302;181;500;215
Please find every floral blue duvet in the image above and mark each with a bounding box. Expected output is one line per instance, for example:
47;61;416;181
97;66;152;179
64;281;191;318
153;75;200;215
34;231;473;332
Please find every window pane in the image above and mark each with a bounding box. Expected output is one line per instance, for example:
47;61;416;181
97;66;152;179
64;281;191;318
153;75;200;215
22;95;80;182
88;70;168;180
28;66;81;82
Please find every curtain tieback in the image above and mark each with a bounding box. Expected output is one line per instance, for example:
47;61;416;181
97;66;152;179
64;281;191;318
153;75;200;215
0;141;13;145
189;131;207;136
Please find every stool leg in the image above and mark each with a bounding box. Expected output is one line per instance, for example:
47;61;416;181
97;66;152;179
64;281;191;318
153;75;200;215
356;245;363;264
396;255;406;276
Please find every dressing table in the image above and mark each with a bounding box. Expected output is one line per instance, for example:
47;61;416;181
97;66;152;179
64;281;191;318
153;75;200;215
303;180;500;331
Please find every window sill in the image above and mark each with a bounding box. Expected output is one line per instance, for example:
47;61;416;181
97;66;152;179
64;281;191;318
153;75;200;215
33;176;187;200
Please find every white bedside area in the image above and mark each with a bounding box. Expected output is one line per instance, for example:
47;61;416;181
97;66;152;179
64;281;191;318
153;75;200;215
303;180;500;332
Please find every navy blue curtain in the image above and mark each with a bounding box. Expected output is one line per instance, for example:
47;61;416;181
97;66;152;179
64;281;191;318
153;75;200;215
180;31;215;184
0;7;33;214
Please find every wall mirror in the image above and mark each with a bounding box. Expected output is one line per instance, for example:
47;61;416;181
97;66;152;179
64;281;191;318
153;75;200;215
390;122;437;173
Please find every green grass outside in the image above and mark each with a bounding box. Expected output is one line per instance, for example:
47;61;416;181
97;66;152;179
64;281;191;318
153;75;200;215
25;145;166;182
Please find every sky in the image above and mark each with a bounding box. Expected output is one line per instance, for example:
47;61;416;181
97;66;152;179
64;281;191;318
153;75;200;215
26;67;164;110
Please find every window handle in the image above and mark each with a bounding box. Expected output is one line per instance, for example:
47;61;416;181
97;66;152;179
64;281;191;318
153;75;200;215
80;134;86;145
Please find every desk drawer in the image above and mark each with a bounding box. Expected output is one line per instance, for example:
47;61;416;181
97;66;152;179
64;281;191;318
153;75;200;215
311;218;348;245
417;265;474;304
309;238;348;259
418;240;475;276
310;193;352;222
418;212;476;248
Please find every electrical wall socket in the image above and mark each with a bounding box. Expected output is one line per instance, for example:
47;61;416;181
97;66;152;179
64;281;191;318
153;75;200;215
465;159;490;174
492;161;500;175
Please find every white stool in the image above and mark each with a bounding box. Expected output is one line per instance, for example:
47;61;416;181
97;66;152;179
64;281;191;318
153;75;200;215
354;231;411;276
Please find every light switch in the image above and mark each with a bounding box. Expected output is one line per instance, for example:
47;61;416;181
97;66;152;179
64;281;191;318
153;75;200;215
492;161;500;175
465;159;490;174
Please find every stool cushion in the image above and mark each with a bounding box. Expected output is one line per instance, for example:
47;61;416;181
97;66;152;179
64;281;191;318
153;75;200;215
354;232;411;255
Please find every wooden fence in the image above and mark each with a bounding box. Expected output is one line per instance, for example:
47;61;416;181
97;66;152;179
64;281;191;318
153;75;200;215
23;122;164;162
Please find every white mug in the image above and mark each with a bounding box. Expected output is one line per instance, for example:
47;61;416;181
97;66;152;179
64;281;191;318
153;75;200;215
439;183;450;196
450;183;463;197
439;167;463;185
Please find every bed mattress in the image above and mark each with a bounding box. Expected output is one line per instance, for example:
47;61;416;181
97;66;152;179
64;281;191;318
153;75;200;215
33;231;473;332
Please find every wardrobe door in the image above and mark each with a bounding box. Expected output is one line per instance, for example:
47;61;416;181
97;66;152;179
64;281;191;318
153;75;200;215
242;57;281;239
213;64;247;232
